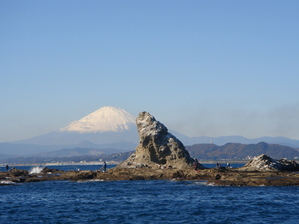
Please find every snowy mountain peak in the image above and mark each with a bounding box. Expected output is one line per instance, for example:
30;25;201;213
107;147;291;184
59;106;136;133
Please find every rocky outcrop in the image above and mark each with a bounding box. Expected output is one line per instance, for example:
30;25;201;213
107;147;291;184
117;111;195;169
41;167;61;174
3;166;299;186
8;168;29;177
239;154;299;171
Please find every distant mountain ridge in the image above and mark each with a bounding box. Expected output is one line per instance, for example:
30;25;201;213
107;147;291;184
14;128;138;146
186;142;299;160
0;151;133;165
2;142;298;165
171;132;299;149
0;141;137;157
35;147;106;158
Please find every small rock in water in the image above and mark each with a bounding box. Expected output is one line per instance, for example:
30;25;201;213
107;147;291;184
240;154;299;171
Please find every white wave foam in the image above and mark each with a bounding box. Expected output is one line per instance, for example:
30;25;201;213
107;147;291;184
0;180;16;185
194;181;208;185
29;167;44;174
77;179;104;183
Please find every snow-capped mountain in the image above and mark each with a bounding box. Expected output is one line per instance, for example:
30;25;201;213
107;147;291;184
12;106;139;147
59;106;136;133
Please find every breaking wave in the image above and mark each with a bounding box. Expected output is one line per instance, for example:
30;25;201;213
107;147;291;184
29;166;44;174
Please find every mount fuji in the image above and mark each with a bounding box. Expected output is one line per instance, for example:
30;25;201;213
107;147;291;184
1;106;140;156
60;106;136;133
16;106;139;146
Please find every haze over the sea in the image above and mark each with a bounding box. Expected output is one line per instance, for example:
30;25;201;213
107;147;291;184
1;1;299;142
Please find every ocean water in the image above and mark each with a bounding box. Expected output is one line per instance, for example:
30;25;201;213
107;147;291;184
1;179;299;223
1;164;299;223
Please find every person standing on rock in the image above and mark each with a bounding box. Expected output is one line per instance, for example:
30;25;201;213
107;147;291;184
103;161;107;172
6;164;9;172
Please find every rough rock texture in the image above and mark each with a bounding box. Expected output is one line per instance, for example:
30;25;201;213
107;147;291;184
239;154;299;171
8;168;29;177
206;168;299;187
3;167;299;186
117;111;195;169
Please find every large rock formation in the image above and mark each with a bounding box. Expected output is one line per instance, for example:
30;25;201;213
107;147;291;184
117;111;195;169
239;154;299;171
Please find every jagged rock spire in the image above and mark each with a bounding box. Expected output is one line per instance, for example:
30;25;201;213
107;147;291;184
117;111;194;169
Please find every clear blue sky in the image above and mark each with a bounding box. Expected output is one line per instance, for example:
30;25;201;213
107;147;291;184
1;0;299;142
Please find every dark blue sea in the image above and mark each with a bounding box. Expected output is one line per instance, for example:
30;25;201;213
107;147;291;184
1;164;299;224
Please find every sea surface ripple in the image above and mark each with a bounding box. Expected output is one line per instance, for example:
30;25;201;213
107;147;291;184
1;179;299;223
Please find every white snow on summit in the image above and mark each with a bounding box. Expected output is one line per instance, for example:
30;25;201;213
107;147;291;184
59;106;136;133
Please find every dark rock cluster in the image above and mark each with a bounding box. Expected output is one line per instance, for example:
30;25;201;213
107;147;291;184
239;154;299;171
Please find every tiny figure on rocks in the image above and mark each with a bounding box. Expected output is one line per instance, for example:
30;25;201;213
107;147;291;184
6;164;9;171
103;161;107;172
